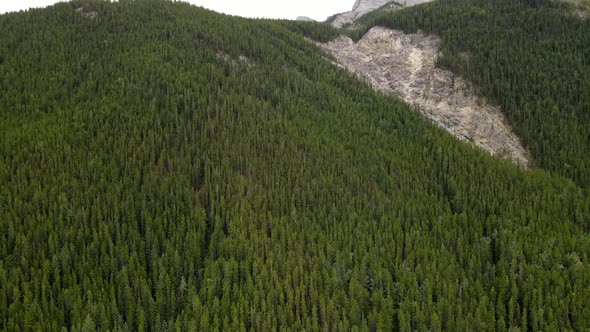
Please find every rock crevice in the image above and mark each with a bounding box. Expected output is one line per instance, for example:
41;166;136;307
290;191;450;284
317;27;528;166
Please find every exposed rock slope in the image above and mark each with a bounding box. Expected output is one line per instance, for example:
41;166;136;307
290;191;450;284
331;0;433;27
317;27;528;165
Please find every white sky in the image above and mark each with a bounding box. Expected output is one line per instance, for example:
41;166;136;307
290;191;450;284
0;0;353;21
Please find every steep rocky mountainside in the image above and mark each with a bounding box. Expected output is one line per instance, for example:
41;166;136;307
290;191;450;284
317;27;529;165
331;0;433;27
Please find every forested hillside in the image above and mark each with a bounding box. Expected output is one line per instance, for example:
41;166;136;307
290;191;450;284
347;0;590;188
0;0;589;331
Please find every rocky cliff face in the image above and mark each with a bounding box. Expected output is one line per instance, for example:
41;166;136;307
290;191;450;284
316;27;528;165
331;0;432;27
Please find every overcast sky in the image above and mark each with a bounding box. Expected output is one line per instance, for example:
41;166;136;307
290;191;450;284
0;0;353;21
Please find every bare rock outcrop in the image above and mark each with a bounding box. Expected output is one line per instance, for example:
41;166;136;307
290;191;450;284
317;27;528;165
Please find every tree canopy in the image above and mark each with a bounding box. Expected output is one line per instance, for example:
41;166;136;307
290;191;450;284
0;0;589;330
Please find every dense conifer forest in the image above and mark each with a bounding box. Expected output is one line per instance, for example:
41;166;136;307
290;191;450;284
0;0;589;330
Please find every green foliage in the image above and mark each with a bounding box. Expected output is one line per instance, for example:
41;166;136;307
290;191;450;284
0;0;589;330
275;20;340;42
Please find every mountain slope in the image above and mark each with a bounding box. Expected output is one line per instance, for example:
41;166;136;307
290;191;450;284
0;0;589;331
346;0;590;188
317;27;529;165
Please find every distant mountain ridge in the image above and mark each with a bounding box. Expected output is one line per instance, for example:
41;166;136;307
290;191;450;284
331;0;433;27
